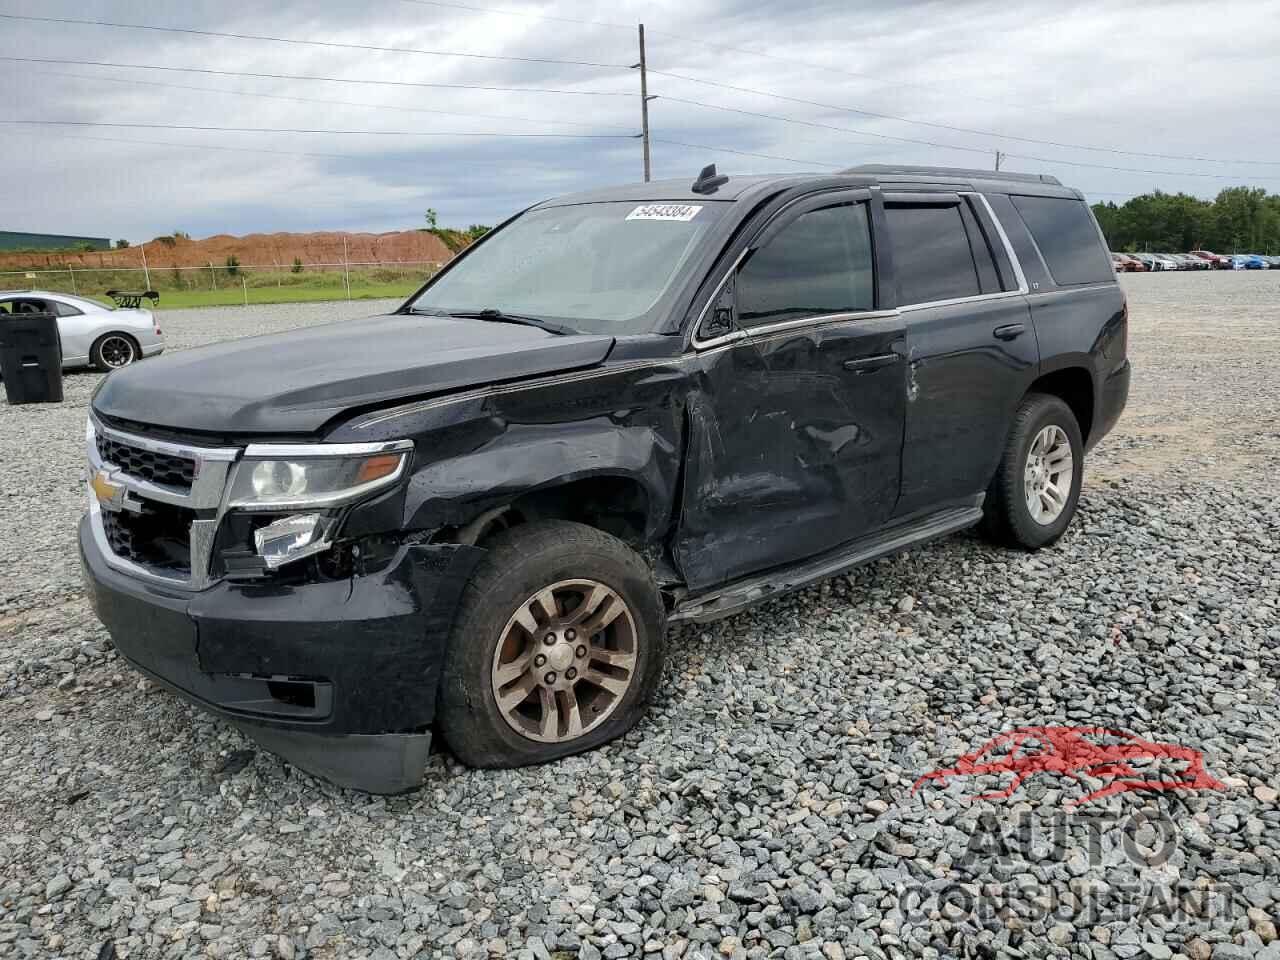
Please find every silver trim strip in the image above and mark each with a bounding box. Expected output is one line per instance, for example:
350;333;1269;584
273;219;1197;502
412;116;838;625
898;290;1025;313
94;418;239;463
968;191;1029;294
690;248;750;350
242;439;413;458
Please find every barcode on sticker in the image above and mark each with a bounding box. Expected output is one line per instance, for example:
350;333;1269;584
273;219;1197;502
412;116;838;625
626;204;703;222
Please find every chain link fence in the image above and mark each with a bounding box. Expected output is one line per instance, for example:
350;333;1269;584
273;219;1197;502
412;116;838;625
0;259;443;308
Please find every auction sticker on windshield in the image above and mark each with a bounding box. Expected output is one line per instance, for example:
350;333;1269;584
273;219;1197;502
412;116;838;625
626;204;703;222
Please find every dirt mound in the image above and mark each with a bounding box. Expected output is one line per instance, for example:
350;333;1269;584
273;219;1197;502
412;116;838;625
0;230;454;271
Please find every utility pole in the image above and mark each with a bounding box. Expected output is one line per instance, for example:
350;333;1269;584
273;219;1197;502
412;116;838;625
994;150;1005;172
634;24;655;182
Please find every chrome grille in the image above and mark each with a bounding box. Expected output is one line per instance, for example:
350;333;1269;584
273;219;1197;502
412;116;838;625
95;433;196;490
87;416;240;589
100;502;196;576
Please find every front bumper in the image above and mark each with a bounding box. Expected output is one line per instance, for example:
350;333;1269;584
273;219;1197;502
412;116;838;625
80;517;483;793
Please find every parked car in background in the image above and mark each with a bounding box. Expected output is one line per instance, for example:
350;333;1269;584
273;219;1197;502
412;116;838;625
1133;254;1165;272
79;163;1130;792
1153;254;1184;271
1264;256;1280;270
1190;250;1232;269
1233;254;1270;270
1174;253;1211;270
1118;254;1147;272
0;291;164;370
1111;253;1135;272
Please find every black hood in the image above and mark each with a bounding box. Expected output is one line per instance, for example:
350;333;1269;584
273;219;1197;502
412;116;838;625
92;312;615;434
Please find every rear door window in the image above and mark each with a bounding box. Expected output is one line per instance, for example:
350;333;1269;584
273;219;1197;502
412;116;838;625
885;203;981;305
736;202;874;326
1010;195;1113;286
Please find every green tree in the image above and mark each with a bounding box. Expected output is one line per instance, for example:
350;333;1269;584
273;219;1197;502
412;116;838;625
424;208;438;229
1092;187;1279;253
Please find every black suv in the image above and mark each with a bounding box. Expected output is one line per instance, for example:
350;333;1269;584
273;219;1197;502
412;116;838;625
80;164;1130;792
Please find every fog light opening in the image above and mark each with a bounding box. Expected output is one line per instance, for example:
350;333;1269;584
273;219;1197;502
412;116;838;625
266;680;316;710
253;513;335;569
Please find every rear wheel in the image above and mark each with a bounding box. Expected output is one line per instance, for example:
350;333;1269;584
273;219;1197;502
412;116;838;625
981;393;1084;549
437;520;666;768
92;333;139;371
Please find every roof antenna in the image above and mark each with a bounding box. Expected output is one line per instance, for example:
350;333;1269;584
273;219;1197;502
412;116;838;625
691;163;729;195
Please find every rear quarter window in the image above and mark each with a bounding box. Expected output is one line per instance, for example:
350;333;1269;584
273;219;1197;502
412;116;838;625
1010;195;1113;286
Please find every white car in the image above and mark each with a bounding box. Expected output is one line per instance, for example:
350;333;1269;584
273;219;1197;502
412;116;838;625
0;290;164;370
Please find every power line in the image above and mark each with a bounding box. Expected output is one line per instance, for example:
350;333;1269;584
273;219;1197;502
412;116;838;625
0;56;636;98
401;0;632;32
651;139;841;169
659;95;992;157
648;70;1280;167
657;93;1280;180
998;150;1280;181
0;12;628;69
397;0;1064;118
0;120;639;140
14;64;636;132
6;129;360;160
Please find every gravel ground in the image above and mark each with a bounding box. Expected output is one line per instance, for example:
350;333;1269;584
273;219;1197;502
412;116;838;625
1;277;1277;960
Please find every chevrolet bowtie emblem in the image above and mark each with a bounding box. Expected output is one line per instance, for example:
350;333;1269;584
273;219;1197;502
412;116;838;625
91;470;121;504
91;471;140;513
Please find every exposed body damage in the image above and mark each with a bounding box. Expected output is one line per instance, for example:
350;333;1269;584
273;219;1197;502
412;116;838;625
79;164;1130;791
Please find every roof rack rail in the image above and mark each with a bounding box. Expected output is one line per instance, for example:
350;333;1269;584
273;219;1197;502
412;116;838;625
842;164;1062;186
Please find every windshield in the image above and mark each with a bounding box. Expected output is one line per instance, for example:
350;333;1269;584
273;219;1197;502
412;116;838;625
409;201;723;334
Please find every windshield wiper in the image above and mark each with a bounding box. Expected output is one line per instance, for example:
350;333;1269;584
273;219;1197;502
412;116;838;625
447;308;576;336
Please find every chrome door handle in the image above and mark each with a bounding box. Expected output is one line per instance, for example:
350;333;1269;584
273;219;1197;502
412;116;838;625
994;323;1026;341
843;353;900;373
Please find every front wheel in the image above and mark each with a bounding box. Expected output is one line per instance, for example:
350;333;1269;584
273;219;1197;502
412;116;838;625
437;520;667;768
981;393;1084;549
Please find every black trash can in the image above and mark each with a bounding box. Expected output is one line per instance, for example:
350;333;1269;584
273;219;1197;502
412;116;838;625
0;312;64;404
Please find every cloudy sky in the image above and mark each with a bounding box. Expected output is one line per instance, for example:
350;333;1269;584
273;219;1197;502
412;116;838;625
3;0;1279;242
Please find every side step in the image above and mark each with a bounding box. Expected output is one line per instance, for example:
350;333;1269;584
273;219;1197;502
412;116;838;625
669;505;983;625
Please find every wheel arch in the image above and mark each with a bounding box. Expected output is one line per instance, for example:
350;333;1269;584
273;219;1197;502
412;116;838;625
399;412;683;550
1026;365;1095;444
436;472;656;550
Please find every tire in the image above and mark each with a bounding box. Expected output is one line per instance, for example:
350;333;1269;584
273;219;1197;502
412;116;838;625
92;333;140;371
437;520;667;768
980;392;1084;550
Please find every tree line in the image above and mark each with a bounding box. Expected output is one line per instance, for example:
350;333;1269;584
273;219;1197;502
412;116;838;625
1091;187;1280;254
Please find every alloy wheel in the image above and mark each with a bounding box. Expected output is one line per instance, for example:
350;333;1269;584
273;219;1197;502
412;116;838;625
1024;424;1074;524
490;578;638;743
99;336;136;368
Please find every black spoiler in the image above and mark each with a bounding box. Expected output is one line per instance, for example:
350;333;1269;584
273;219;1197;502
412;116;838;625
105;290;160;309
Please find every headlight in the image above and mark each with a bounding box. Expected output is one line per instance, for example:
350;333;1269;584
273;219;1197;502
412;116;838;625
227;440;413;511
